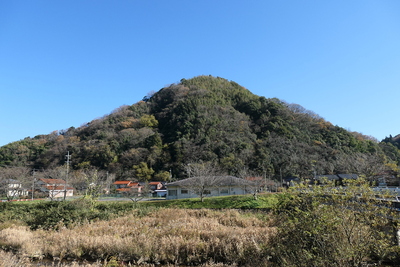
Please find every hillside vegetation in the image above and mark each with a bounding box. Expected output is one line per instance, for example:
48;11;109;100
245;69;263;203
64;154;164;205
0;182;399;266
0;75;399;182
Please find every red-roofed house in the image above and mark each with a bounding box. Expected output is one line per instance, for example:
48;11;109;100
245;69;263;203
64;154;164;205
113;180;135;189
36;178;74;199
149;181;164;190
113;181;143;193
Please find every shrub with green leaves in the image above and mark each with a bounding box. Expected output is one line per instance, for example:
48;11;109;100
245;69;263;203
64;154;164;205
271;178;399;266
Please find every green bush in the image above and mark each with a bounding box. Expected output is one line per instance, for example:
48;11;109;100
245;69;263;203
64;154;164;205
0;200;131;230
0;193;278;230
270;180;399;266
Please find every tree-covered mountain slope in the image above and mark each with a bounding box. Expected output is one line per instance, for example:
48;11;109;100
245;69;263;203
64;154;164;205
1;76;398;181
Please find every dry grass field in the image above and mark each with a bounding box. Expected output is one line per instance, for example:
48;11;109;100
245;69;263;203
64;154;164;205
0;208;275;267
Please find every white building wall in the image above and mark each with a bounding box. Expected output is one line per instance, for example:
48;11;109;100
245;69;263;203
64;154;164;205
166;186;249;200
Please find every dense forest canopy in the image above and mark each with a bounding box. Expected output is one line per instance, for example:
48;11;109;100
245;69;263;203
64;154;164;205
1;76;399;183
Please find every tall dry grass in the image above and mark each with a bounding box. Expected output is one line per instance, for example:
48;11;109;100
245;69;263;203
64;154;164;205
0;209;275;266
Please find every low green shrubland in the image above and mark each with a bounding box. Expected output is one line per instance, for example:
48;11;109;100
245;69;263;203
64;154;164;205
1;186;400;266
142;193;279;209
0;199;130;230
0;193;278;230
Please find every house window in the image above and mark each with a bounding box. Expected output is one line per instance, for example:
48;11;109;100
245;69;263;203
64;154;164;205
181;189;188;194
220;189;229;194
169;190;177;196
203;190;211;195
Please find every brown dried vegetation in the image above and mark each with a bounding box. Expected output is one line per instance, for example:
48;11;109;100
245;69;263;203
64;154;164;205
0;209;275;266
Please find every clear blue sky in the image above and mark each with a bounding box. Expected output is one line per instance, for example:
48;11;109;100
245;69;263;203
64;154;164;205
1;0;400;146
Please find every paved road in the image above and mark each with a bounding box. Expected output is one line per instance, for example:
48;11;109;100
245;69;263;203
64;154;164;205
97;197;166;202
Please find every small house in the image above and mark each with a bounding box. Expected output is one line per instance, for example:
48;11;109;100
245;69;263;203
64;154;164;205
149;181;166;197
166;176;256;200
0;179;29;199
36;178;74;198
113;181;143;194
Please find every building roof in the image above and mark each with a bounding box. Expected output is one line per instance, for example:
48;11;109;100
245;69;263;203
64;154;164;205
116;188;132;192
315;174;358;181
42;185;74;191
0;179;21;184
166;176;255;187
337;174;358;180
39;178;67;185
113;181;132;185
149;181;163;185
246;176;263;181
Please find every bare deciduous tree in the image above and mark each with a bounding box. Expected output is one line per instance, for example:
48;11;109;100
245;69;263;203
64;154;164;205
336;152;386;184
124;181;151;206
183;162;224;202
0;167;30;201
237;168;264;200
71;168;114;199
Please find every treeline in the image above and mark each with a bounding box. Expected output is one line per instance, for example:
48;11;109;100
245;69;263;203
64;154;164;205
1;75;399;182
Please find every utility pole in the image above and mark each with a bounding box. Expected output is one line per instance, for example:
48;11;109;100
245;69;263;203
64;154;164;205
64;151;71;200
31;169;37;201
106;171;110;195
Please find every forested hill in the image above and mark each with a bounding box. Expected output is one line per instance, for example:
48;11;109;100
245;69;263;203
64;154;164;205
1;75;399;181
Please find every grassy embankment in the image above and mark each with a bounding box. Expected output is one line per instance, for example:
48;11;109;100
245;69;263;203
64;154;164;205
0;194;278;267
